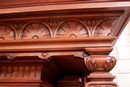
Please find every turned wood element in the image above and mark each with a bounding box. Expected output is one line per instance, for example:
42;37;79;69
84;47;118;87
85;72;118;87
0;18;117;40
84;55;118;87
85;55;116;72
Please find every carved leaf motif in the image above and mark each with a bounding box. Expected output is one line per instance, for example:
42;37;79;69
10;23;24;31
104;56;116;71
21;23;51;39
0;25;15;40
86;57;97;72
46;21;61;30
56;21;88;38
83;19;101;28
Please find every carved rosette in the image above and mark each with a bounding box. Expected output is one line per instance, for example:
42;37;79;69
85;55;116;72
21;23;51;39
56;21;88;38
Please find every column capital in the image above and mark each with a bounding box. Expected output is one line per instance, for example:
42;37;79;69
85;55;116;72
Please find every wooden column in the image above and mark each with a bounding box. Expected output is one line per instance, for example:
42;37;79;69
84;48;118;87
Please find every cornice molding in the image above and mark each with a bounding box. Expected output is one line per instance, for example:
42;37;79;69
0;1;130;14
0;37;116;52
0;1;130;10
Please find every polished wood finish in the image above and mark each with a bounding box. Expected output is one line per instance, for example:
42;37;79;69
0;0;130;87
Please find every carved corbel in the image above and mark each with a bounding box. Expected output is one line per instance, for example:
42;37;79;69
84;55;118;87
85;55;116;72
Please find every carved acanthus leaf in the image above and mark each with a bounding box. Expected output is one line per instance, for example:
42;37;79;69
104;56;116;71
85;57;97;72
85;55;116;72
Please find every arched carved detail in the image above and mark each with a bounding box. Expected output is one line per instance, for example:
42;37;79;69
81;19;106;36
0;18;118;40
94;19;116;36
81;19;117;37
20;22;51;39
56;21;89;38
0;25;15;40
9;23;25;39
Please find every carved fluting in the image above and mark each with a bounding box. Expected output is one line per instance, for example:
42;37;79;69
0;18;117;40
0;25;15;40
21;23;51;39
56;21;88;38
0;65;42;79
85;55;116;72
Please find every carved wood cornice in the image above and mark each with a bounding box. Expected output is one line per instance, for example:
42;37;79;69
0;0;129;9
0;18;119;39
0;1;130;14
85;47;113;55
0;37;116;52
0;1;130;87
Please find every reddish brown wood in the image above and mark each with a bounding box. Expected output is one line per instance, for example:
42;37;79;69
0;0;130;87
